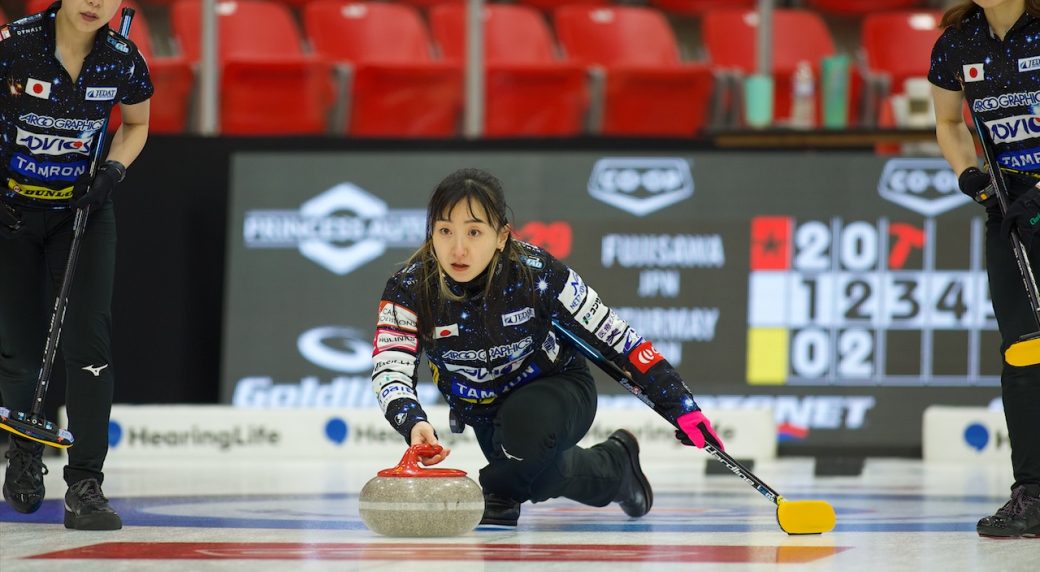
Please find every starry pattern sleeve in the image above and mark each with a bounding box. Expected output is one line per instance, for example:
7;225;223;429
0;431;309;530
119;45;153;105
547;258;701;424
372;273;429;443
928;29;961;91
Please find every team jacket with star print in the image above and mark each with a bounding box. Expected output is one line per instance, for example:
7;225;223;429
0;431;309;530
930;9;1040;192
371;241;702;441
0;3;153;209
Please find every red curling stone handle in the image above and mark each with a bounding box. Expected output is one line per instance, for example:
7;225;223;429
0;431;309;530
377;444;468;478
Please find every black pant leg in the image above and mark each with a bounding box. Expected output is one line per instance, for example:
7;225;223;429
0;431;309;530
40;204;117;485
0;209;49;419
474;365;625;506
986;207;1040;488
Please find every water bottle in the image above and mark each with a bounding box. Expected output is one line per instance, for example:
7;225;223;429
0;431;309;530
790;60;815;129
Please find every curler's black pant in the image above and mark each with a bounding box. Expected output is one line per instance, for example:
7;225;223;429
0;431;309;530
473;362;626;505
0;202;117;486
986;193;1040;489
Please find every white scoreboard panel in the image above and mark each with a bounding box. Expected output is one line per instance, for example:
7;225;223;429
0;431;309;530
746;215;1001;387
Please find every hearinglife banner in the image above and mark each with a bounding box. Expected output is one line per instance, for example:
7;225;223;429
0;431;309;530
222;152;1003;453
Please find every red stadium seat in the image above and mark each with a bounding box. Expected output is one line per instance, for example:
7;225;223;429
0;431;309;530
303;1;462;137
170;0;334;135
807;0;926;16
861;11;942;96
1;7;7;22
649;1;755;16
429;4;588;137
702;9;837;127
554;6;715;136
22;0;192;133
517;0;607;11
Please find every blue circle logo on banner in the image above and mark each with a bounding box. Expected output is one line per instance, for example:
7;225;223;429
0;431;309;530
325;418;349;445
108;420;123;448
964;423;989;452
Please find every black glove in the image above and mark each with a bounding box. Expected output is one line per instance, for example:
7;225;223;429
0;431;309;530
959;167;997;207
72;160;126;209
1002;186;1040;246
0;202;24;238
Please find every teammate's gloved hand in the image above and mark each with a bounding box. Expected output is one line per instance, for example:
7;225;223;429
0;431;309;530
72;160;126;209
675;411;725;451
959;167;996;206
0;202;24;238
1001;186;1040;246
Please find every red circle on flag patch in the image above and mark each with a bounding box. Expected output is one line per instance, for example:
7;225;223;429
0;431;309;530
969;67;978;78
439;329;451;337
32;83;43;93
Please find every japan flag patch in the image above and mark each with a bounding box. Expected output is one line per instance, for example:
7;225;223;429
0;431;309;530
26;78;51;99
963;63;985;82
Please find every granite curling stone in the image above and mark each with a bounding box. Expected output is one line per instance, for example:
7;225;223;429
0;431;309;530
359;444;484;537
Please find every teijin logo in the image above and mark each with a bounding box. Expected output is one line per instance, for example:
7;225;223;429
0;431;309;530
877;158;972;217
242;183;425;275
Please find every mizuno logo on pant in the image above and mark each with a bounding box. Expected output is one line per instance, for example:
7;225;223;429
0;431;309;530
82;364;109;377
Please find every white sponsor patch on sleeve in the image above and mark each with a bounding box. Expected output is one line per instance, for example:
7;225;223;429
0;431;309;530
614;328;644;354
595;310;628;346
377;300;418;332
556;269;588;314
576;288;608;332
541;330;560;363
374;381;418;410
374;329;418;353
372;350;417;376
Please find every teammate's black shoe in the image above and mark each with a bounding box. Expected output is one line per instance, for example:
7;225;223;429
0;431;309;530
977;484;1040;538
480;491;520;526
3;439;47;514
64;478;122;530
608;429;653;518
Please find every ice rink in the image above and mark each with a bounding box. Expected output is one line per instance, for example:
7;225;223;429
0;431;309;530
1;453;1036;571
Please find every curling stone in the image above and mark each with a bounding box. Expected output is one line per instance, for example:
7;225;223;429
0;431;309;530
359;444;484;537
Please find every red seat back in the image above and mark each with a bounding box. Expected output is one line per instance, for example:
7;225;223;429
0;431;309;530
649;0;754;15
171;0;304;62
555;6;682;67
304;1;432;64
862;11;942;93
807;0;925;16
429;4;558;65
518;0;607;10
703;9;835;76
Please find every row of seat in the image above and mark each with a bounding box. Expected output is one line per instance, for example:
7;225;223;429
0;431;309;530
4;1;942;136
5;0;934;16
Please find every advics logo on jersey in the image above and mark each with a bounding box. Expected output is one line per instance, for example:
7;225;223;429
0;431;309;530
985;115;1040;143
588;158;694;217
243;183;426;275
297;326;372;373
15;128;91;156
877;158;970;217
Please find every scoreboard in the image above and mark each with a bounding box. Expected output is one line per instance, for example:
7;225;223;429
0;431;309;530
746;215;1000;386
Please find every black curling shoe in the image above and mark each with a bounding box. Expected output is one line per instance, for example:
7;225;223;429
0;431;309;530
3;439;47;514
64;478;122;530
480;491;521;526
977;484;1040;538
609;429;653;518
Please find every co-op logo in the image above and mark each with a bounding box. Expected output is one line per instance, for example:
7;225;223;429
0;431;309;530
877;158;972;217
243;183;426;275
298;326;372;373
588;158;694;217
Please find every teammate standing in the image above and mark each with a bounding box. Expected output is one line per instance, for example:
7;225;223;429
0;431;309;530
370;168;724;526
931;0;1040;537
0;0;152;530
